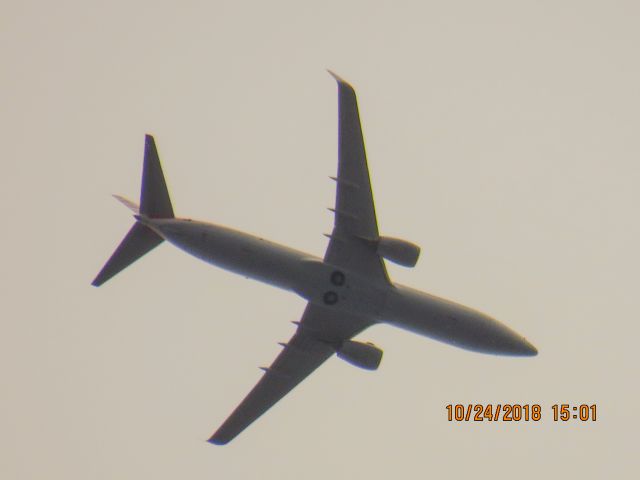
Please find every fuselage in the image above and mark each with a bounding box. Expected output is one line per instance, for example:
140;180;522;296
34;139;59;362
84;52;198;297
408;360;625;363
144;217;537;357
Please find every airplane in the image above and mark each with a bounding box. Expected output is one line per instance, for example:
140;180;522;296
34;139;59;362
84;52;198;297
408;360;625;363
92;71;537;445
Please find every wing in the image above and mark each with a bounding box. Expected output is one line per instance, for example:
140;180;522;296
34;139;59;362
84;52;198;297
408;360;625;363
208;302;372;445
209;74;386;445
324;72;390;285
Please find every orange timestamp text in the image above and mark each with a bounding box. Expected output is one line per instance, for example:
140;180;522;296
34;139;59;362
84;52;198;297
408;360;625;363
445;404;597;422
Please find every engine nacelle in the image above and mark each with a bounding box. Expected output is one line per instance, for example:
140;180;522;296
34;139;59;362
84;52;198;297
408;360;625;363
337;340;383;370
376;236;421;267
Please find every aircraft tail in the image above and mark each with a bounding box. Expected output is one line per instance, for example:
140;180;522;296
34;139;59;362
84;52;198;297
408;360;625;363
91;135;174;287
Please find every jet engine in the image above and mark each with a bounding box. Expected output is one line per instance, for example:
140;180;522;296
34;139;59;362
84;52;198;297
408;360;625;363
376;236;421;267
337;340;383;370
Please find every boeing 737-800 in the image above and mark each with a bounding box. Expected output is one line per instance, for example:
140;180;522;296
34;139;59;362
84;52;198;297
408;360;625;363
92;72;537;445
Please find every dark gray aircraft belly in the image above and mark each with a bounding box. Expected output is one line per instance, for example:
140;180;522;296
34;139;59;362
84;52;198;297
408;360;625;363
146;219;534;356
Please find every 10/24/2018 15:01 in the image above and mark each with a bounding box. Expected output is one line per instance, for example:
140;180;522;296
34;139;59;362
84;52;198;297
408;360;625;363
446;404;597;422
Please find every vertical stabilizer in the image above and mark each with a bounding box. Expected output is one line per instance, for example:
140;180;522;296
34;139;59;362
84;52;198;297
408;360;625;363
140;134;174;219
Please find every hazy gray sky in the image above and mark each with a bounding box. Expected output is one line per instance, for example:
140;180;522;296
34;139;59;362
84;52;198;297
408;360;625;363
2;1;638;478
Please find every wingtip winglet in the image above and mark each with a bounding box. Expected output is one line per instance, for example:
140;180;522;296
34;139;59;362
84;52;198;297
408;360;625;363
326;69;353;89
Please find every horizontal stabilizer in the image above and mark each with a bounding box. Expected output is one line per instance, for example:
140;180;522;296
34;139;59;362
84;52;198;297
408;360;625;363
113;195;139;214
92;222;163;286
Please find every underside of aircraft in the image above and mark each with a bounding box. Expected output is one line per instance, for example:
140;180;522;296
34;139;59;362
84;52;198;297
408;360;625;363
93;72;536;445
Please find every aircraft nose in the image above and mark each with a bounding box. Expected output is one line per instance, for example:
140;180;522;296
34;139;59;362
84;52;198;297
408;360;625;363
512;337;538;356
478;314;538;357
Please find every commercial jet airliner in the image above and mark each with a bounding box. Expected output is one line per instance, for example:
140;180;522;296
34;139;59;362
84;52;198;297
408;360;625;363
92;72;537;445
